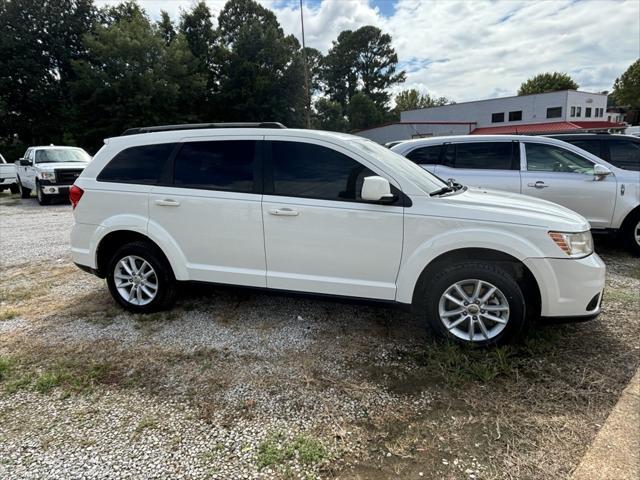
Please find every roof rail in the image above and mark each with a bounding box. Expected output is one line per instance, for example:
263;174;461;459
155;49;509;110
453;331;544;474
121;122;287;136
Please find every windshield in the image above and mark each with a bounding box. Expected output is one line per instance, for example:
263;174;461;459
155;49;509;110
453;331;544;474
348;139;446;194
35;149;89;164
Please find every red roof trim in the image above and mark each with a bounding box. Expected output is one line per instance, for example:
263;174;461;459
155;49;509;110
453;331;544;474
353;121;477;133
470;121;626;135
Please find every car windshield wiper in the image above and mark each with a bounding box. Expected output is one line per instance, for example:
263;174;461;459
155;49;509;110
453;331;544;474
430;180;465;197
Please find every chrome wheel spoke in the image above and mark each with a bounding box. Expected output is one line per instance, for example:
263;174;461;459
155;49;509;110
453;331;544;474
438;279;510;343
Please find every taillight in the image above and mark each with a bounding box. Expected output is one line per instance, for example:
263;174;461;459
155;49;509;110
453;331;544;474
69;185;84;209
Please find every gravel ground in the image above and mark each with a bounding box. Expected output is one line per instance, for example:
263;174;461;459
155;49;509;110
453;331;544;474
0;193;638;480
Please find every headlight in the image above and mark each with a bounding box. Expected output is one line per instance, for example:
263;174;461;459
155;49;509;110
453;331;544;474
39;171;56;181
548;231;593;258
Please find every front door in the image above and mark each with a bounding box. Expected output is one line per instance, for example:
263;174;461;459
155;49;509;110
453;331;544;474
148;137;266;287
433;141;521;193
521;142;617;229
262;138;404;300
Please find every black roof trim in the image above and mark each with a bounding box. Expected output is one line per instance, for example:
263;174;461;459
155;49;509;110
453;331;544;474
121;122;286;136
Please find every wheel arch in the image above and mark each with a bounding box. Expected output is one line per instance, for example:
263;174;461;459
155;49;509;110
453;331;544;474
95;230;179;280
406;247;541;317
621;205;640;231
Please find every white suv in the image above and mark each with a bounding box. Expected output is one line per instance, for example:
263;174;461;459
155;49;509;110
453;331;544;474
70;124;606;346
391;135;640;255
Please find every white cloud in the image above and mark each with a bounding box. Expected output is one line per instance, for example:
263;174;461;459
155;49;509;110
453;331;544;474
97;0;640;101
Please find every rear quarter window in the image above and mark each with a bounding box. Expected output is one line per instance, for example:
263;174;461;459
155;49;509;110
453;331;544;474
607;139;640;171
97;143;176;184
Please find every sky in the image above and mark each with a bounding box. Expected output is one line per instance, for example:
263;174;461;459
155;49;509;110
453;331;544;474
95;0;640;103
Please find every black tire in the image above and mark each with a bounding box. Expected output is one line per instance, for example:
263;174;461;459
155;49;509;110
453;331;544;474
106;241;176;313
414;261;527;346
18;178;31;198
9;183;19;194
623;211;640;256
36;181;51;205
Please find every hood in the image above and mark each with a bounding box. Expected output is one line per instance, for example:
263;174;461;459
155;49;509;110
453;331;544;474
433;187;590;232
36;162;89;171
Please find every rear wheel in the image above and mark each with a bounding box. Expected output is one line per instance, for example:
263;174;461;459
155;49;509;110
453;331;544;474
415;261;527;346
9;183;19;194
18;178;31;198
36;181;51;205
106;241;176;313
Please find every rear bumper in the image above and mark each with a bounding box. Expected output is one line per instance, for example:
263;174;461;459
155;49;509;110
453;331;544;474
524;253;606;319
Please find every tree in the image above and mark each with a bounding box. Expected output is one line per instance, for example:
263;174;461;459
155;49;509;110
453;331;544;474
157;10;176;45
69;9;206;150
394;89;452;112
347;93;383;131
0;0;96;146
611;60;640;108
322;26;405;111
214;0;306;127
180;2;216;62
518;72;578;95
312;98;346;132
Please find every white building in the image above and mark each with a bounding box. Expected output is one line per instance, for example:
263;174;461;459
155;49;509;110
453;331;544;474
356;90;626;144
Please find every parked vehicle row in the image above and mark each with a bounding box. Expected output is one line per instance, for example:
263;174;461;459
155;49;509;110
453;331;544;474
14;146;91;205
391;135;640;255
0;153;19;193
70;124;606;346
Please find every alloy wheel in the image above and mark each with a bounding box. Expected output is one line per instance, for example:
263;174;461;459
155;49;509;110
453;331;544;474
438;279;510;342
114;255;159;306
635;220;640;247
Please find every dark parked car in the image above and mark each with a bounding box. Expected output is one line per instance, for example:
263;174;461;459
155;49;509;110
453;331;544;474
549;134;640;171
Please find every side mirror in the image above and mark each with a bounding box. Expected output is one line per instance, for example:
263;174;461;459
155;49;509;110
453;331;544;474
593;164;612;179
19;159;30;166
361;176;395;202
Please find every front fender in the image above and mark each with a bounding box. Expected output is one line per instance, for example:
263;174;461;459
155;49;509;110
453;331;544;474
395;227;547;304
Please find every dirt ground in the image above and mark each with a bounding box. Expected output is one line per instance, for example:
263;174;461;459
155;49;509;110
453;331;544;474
1;193;639;479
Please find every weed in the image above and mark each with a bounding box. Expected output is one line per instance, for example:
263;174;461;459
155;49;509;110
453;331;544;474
0;356;14;380
34;369;67;393
289;435;327;465
0;309;19;321
257;432;327;469
131;415;159;441
257;432;286;469
4;375;32;394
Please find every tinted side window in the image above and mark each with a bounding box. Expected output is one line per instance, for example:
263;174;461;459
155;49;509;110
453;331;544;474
608;140;640;171
525;143;594;174
173;141;256;192
445;142;516;170
406;145;442;164
270;141;375;201
569;140;602;158
98;143;176;184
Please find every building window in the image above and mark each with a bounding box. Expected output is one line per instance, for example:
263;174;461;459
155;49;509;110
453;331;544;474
576;107;582;117
546;107;562;118
570;106;576;117
508;111;522;121
585;107;592;118
491;112;505;123
598;108;604;117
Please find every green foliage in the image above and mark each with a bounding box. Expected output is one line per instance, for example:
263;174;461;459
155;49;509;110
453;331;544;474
347;93;383;131
312;98;347;132
69;10;206;150
611;59;640;108
394;89;453;113
157;10;176;45
322;25;405;110
0;356;14;381
257;432;327;469
518;72;579;95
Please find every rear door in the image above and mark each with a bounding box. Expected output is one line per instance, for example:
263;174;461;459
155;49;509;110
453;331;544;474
434;141;521;193
521;141;617;228
148;137;266;287
261;137;403;300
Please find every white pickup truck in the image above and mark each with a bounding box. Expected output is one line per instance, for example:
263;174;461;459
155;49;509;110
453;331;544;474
0;153;19;193
15;146;91;205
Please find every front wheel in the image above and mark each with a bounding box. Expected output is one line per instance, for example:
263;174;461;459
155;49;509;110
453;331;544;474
623;213;640;256
18;178;31;198
106;241;176;313
36;181;51;205
415;262;527;346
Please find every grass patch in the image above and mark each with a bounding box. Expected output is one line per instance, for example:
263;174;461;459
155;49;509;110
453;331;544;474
0;309;19;321
131;415;159;441
257;432;327;469
34;369;67;393
0;356;15;380
4;375;32;394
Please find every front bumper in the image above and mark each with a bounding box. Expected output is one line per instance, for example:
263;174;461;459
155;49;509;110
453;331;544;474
39;184;70;195
524;253;606;319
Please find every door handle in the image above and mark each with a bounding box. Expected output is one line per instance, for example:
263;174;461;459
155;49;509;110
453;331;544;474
527;181;548;189
155;199;180;207
268;208;299;216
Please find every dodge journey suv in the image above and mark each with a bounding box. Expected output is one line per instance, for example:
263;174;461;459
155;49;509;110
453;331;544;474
70;124;606;346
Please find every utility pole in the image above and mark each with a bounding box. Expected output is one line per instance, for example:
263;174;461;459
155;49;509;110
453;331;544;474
300;0;311;129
